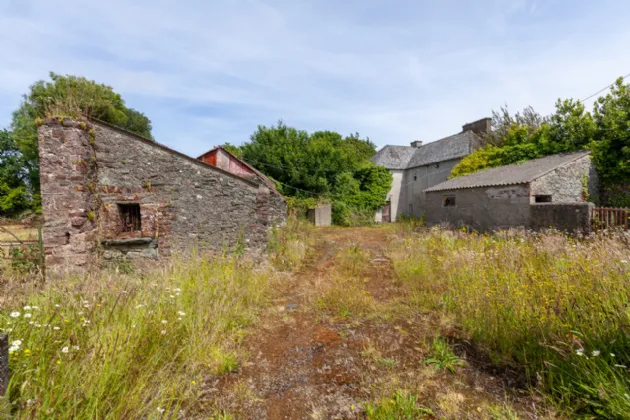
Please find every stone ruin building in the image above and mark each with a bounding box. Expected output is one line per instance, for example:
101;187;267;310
38;117;286;274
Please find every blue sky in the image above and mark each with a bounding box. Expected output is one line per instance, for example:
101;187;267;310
1;0;630;157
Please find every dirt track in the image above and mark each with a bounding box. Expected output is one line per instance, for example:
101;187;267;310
204;227;540;419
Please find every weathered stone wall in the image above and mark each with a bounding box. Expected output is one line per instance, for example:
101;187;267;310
530;203;594;233
425;184;531;230
38;119;100;271
38;118;286;273
530;155;598;203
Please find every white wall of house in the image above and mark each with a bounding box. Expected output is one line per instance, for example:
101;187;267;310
387;170;404;222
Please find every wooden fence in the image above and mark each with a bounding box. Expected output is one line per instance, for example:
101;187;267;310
0;222;44;270
592;207;630;230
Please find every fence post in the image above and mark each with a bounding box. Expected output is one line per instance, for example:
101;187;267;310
0;333;7;397
38;225;45;279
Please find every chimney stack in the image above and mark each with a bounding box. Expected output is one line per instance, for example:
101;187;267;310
410;140;423;148
462;117;492;135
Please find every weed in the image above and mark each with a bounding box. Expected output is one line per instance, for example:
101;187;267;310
424;337;463;373
390;227;630;417
365;390;434;419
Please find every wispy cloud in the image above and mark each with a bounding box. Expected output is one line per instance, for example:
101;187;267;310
1;0;629;155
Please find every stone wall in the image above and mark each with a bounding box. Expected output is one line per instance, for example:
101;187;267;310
530;155;598;203
530;203;594;233
425;184;532;230
38;118;286;273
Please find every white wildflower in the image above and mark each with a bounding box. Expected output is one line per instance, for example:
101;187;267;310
31;306;39;310
177;318;182;321
61;347;69;353
23;305;32;310
28;321;34;325
592;350;601;357
170;295;175;298
11;340;22;347
611;353;616;357
53;326;60;331
621;260;628;263
72;346;80;351
24;313;32;318
9;311;20;318
575;348;585;356
157;407;165;414
160;330;167;335
161;320;167;324
54;304;60;308
177;311;186;316
174;288;181;293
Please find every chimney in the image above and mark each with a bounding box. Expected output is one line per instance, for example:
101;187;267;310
462;117;492;135
410;140;423;148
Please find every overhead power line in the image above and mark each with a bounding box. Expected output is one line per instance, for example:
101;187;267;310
581;72;630;103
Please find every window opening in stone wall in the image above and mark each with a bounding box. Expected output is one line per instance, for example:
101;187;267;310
535;195;552;203
118;203;141;233
443;195;456;207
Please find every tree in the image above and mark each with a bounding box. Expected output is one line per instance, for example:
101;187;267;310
0;130;31;216
6;72;154;214
240;121;390;224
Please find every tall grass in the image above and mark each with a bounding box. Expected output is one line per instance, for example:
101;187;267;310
390;227;630;418
0;220;310;418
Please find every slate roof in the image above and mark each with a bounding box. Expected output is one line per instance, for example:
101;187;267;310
424;151;591;192
407;131;479;168
371;131;480;170
371;146;417;170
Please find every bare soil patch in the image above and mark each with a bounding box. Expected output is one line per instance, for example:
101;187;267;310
203;227;545;419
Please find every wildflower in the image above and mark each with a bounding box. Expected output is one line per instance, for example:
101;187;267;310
575;348;585;356
56;360;61;365
161;330;167;335
9;311;20;318
177;318;182;321
53;326;60;331
23;305;32;310
621;260;628;263
31;306;39;310
592;350;601;357
24;313;32;318
161;320;168;324
611;353;616;357
11;340;22;347
177;311;186;316
170;295;175;298
55;304;61;308
157;407;165;414
174;288;181;292
61;347;69;353
72;346;80;351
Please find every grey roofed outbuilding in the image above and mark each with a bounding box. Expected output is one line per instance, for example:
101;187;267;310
371;130;481;170
424;150;591;192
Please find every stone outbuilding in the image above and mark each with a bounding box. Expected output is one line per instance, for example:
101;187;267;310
423;151;598;231
371;118;488;221
38;118;287;274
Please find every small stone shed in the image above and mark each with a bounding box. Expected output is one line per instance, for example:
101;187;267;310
38;118;287;274
423;151;598;231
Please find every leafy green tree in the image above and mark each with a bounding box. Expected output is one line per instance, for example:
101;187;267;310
0;130;32;216
220;142;244;158
6;72;153;214
591;77;630;184
241;121;389;224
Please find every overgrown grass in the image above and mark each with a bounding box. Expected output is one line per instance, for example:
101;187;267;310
0;221;310;419
390;227;630;418
424;337;463;374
